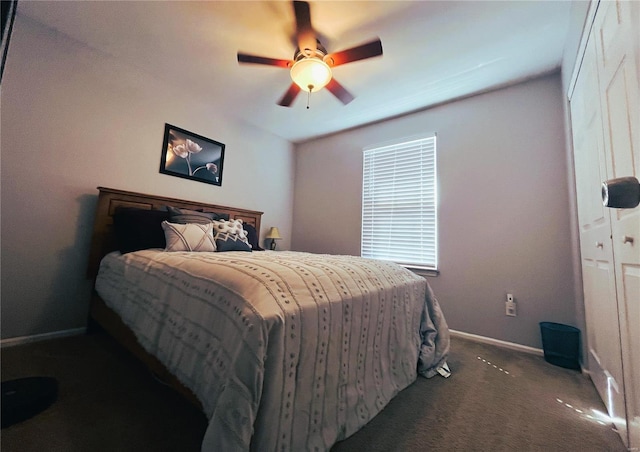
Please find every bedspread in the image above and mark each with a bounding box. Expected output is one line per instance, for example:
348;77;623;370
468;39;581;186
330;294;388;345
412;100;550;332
95;250;449;451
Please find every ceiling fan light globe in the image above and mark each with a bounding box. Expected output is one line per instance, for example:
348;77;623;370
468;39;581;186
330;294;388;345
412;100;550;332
290;58;332;92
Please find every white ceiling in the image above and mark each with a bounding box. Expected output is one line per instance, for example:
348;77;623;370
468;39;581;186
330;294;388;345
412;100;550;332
18;1;572;143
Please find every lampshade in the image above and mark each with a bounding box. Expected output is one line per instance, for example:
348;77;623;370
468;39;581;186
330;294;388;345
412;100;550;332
266;227;282;239
290;58;332;92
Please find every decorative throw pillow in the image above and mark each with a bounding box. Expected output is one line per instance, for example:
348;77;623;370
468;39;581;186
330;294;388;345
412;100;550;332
167;206;229;224
212;219;250;245
242;223;264;251
214;232;252;252
162;221;216;252
113;207;170;254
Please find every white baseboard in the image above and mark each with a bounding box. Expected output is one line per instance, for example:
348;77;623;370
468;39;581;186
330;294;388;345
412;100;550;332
450;329;544;356
1;327;87;348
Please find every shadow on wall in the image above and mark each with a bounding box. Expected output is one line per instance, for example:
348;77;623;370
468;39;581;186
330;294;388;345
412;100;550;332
34;193;98;335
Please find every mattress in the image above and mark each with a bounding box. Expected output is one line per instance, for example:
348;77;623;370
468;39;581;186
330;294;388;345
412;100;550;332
95;249;449;451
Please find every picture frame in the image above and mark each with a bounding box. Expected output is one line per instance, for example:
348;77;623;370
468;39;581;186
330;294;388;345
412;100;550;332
159;123;225;186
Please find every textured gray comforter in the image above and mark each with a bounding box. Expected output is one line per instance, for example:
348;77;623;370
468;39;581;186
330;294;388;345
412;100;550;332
95;250;449;451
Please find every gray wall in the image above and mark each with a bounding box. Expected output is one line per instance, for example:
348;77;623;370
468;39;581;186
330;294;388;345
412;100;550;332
292;74;577;349
1;15;295;339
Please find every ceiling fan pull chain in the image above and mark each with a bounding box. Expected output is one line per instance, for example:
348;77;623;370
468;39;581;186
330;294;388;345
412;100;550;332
307;86;312;109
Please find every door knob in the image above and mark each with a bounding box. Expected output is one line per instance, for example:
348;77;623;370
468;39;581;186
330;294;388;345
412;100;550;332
596;242;604;248
602;176;640;208
622;236;634;245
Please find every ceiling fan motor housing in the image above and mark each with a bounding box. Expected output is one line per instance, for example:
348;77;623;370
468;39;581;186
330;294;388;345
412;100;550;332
236;1;383;106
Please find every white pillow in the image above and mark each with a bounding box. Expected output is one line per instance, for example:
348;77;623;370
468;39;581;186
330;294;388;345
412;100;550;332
162;221;216;252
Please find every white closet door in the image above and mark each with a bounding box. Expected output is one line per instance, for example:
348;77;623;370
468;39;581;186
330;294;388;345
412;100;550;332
594;1;640;447
570;29;627;445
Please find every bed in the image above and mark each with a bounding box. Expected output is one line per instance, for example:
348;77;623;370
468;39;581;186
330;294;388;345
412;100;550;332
87;186;450;451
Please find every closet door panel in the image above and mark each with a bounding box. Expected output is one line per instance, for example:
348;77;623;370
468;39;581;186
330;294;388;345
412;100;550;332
570;31;626;442
572;35;609;233
594;0;640;447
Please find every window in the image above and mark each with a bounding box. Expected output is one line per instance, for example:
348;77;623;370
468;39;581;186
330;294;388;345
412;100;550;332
361;134;437;271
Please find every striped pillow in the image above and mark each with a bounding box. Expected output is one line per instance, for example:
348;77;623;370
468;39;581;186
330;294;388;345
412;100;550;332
161;221;216;252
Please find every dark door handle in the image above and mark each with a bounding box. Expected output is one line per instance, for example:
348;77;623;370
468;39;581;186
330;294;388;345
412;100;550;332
602;177;640;209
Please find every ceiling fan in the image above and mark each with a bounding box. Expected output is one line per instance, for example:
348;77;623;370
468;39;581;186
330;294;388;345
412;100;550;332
237;1;383;107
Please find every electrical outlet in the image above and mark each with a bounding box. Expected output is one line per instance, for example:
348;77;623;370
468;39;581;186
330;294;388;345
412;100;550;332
506;293;516;316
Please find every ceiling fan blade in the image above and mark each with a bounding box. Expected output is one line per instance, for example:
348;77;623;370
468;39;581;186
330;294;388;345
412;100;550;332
293;1;316;54
325;78;354;105
278;83;301;107
237;53;292;68
325;38;383;67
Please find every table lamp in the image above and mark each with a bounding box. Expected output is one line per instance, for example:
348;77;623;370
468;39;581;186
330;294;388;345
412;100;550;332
265;227;282;250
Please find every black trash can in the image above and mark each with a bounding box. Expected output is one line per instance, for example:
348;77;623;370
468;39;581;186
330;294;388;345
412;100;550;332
539;322;580;370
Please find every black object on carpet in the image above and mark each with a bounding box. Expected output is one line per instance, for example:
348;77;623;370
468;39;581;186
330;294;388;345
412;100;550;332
1;376;58;428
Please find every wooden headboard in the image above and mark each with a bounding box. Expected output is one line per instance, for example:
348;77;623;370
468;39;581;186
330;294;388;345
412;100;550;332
87;186;263;279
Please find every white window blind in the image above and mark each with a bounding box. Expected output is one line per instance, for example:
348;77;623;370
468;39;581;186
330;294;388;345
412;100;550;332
361;134;437;270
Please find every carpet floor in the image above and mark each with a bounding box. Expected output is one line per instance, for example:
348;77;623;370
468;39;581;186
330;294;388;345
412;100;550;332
1;332;626;451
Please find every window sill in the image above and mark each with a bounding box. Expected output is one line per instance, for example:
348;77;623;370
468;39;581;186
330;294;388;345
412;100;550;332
405;267;439;277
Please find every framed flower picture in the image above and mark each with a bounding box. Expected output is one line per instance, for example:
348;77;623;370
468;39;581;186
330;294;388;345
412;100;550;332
159;124;225;186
